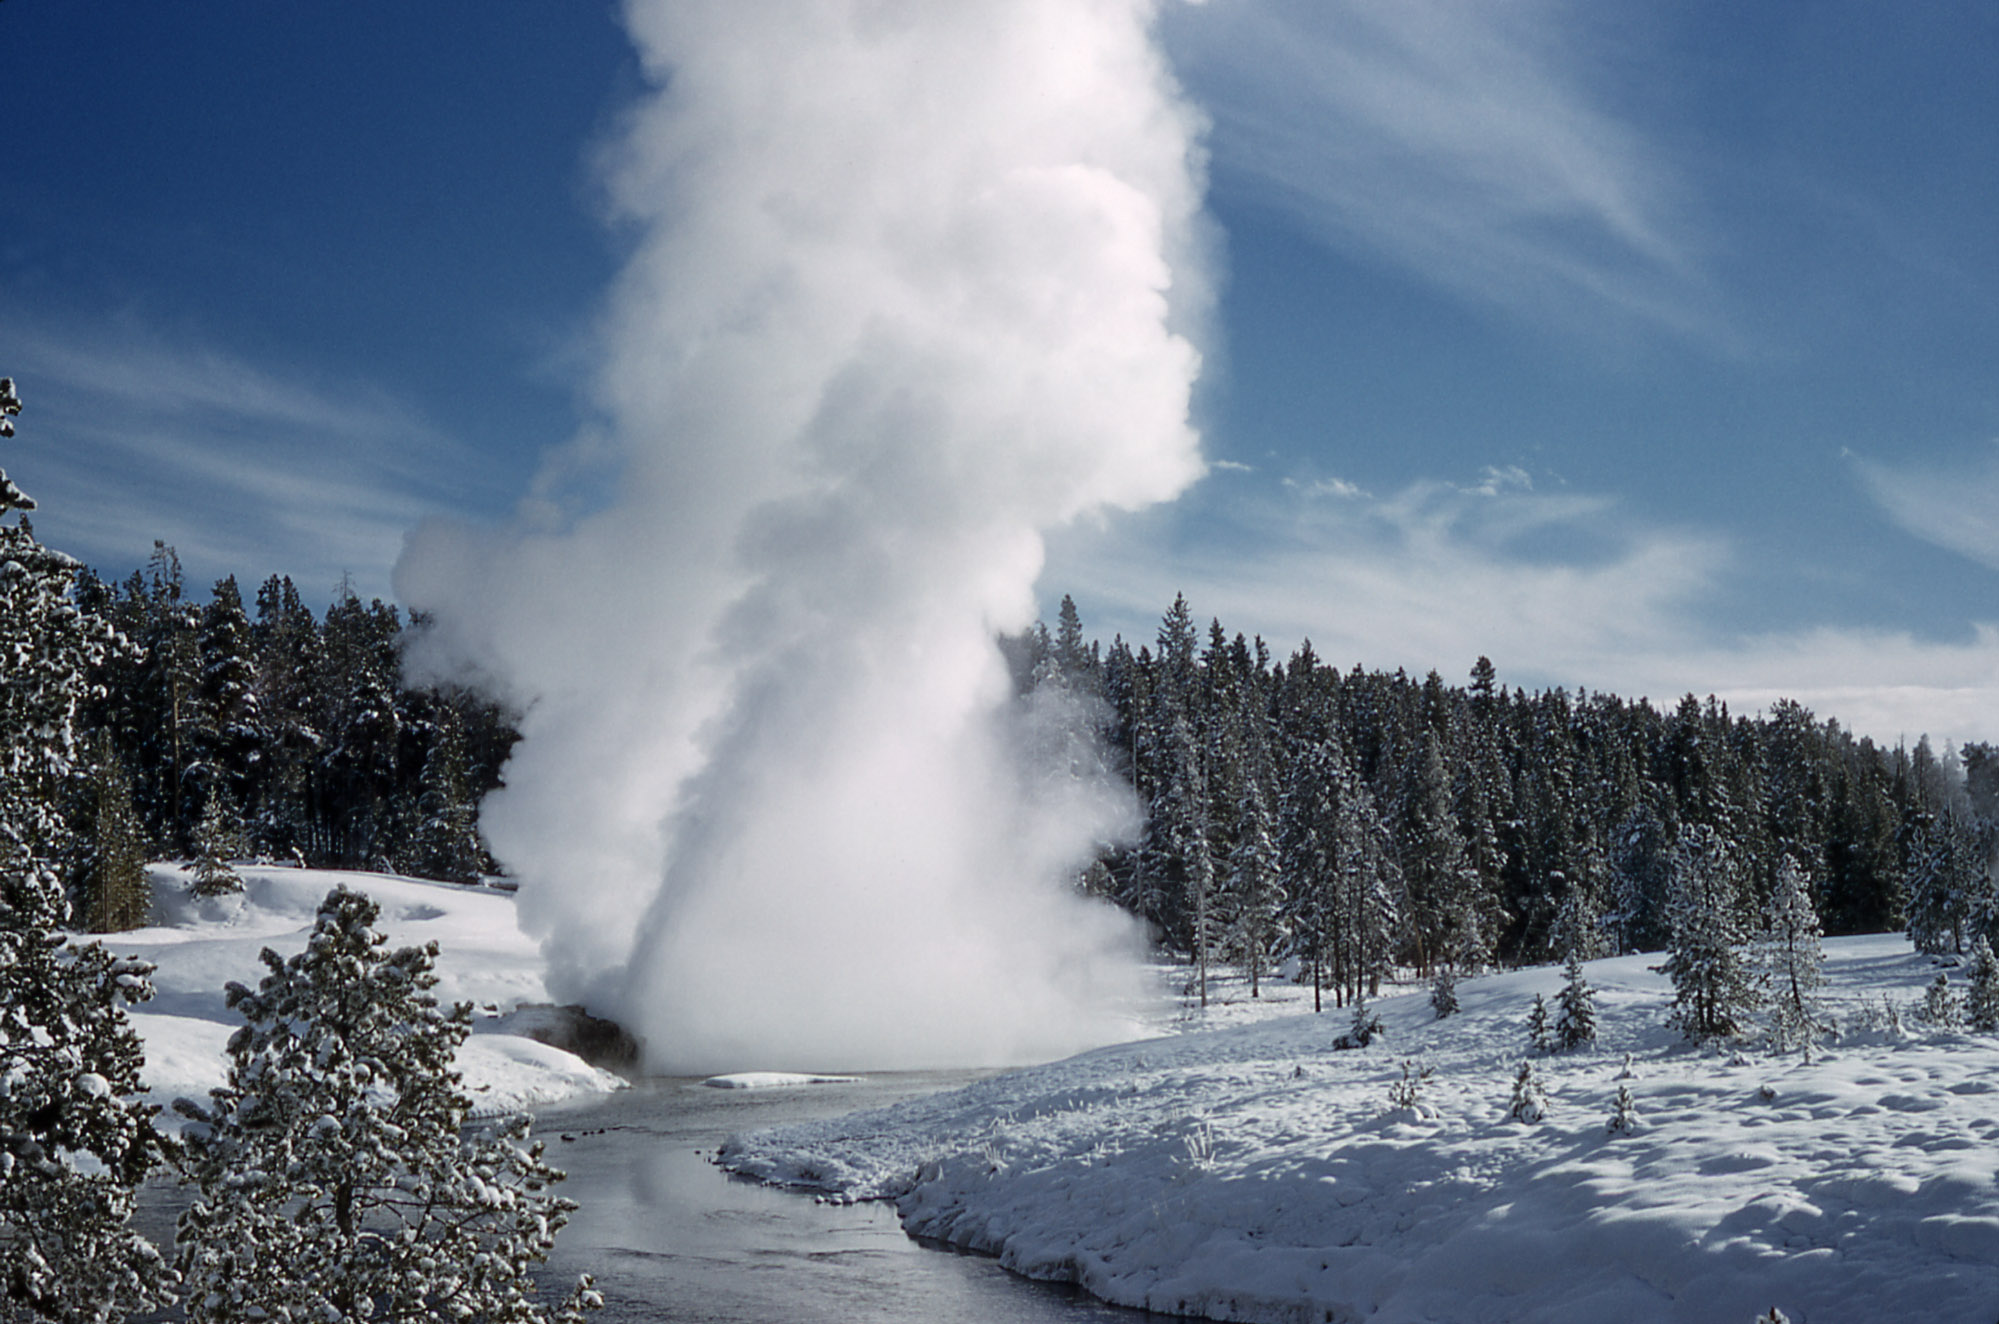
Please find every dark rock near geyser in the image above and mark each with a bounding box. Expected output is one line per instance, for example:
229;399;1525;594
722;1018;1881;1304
491;1003;642;1076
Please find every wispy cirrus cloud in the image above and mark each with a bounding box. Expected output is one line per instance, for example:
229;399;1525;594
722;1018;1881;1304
1852;441;1999;572
1161;0;1724;339
2;314;509;601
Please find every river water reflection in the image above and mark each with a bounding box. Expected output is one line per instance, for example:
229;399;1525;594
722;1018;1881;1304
534;1072;1171;1324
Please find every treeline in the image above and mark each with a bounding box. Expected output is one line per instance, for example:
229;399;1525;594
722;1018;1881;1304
1005;594;1999;1000
64;545;519;917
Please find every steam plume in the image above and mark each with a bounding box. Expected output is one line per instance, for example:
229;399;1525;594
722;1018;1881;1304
398;0;1207;1073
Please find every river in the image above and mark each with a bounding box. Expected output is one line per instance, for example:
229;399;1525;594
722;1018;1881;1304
531;1071;1173;1323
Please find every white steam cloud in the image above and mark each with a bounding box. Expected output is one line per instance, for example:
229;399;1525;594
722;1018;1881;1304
397;0;1207;1073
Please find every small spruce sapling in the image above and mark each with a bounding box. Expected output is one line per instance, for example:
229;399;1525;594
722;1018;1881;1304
1508;1060;1548;1123
1921;972;1961;1028
1554;952;1596;1050
1386;1059;1435;1118
1965;936;1999;1033
1606;1083;1641;1136
1336;990;1383;1050
1526;992;1552;1053
1430;965;1459;1020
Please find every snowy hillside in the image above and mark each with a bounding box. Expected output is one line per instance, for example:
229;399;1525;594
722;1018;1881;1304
112;865;625;1123
723;937;1999;1324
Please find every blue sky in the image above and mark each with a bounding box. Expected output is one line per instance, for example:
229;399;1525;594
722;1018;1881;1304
6;1;1999;744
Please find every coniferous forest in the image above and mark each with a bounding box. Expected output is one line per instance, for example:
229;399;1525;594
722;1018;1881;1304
16;507;1997;1009
46;546;519;926
1000;593;1999;1005
17;526;1999;983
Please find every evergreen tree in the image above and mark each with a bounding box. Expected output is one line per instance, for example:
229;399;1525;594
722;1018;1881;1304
1507;1060;1547;1122
0;529;108;887
0;868;173;1322
1762;854;1828;1054
1430;964;1459;1020
191;576;260;829
1920;972;1960;1028
174;887;598;1324
1329;763;1400;1007
1607;800;1673;955
1224;774;1283;997
1395;724;1476;975
316;593;405;868
409;730;482;883
67;740;151;932
1385;1058;1433;1115
0;375;174;1322
1964;935;1999;1034
247;575;324;860
1905;810;1985;955
1048;593;1097;688
1606;1083;1641;1136
1554;952;1597;1050
1338;988;1382;1049
188;793;244;898
131;544;204;853
1526;993;1551;1054
1661;824;1759;1041
1279;726;1345;1014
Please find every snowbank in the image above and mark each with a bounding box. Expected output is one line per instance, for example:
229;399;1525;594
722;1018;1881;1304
723;936;1999;1323
702;1072;864;1090
106;865;624;1125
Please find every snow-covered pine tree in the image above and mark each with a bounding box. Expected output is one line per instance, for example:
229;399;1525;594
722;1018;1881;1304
174;886;598;1324
1554;951;1597;1050
1338;989;1382;1049
1394;724;1473;978
0;869;173;1323
1904;810;1984;955
1278;729;1342;1014
1921;972;1960;1027
1507;1060;1548;1122
191;576;260;833
405;705;486;885
1330;762;1400;1008
1225;772;1284;998
1661;823;1759;1041
1430;964;1459;1019
1963;935;1999;1033
0;376;174;1322
1606;1083;1641;1136
187;793;243;898
67;737;151;933
1385;1059;1435;1118
1762;854;1828;1054
1526;992;1551;1053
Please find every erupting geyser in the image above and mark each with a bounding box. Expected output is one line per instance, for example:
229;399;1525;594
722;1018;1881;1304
397;0;1208;1073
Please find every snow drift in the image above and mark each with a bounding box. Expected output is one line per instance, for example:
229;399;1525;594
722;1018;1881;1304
122;865;625;1121
724;938;1999;1324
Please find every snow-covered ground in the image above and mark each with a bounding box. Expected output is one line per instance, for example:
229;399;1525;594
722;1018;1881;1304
722;937;1999;1323
108;864;625;1125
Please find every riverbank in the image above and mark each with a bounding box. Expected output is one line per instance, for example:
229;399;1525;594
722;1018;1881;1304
722;936;1999;1323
